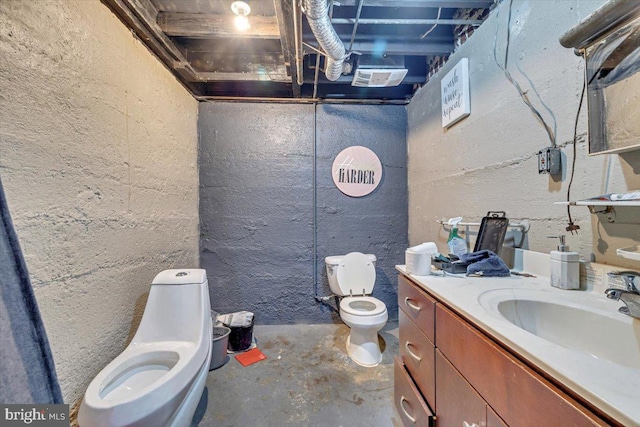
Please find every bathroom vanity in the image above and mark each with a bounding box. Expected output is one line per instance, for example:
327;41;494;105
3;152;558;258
394;267;638;427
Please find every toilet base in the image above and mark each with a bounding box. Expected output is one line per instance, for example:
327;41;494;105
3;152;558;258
346;332;383;367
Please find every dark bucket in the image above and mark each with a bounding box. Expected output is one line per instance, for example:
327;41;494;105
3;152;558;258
227;317;255;352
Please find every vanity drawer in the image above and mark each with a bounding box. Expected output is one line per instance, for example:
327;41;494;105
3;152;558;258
398;275;436;342
394;356;434;427
435;304;608;427
399;309;436;409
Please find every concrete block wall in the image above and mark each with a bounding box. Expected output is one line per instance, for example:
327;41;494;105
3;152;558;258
407;0;640;268
199;103;407;324
0;0;199;405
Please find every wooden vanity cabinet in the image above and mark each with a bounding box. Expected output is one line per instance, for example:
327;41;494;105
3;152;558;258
395;273;612;427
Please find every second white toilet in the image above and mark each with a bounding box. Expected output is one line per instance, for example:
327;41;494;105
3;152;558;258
78;269;212;427
325;252;388;367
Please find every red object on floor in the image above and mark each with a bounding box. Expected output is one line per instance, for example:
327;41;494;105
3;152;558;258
235;348;267;367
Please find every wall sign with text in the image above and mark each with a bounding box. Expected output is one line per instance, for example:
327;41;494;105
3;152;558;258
332;146;382;197
441;57;470;128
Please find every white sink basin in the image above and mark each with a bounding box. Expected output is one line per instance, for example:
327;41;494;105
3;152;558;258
479;288;640;370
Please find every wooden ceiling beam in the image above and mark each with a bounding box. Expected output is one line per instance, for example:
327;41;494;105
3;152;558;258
197;71;290;82
102;0;205;94
157;12;281;39
179;38;283;53
274;0;300;97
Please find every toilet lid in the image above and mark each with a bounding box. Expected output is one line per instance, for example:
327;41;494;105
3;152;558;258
340;296;386;316
336;252;376;295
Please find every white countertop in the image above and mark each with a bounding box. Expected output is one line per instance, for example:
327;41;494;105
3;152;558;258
396;265;640;427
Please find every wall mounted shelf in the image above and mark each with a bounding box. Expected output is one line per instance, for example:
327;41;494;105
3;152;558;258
555;200;640;223
617;245;640;262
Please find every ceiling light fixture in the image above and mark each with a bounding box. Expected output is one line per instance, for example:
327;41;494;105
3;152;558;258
231;1;251;32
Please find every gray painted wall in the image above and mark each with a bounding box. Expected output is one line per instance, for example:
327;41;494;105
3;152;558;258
0;0;199;404
407;0;640;268
199;103;407;324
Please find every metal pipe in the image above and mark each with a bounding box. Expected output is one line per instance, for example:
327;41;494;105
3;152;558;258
559;0;640;49
293;0;305;86
332;18;484;26
436;219;531;233
313;103;319;301
311;104;339;308
313;50;321;99
348;0;365;52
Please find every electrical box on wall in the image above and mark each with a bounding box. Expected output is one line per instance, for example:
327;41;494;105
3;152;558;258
538;147;561;175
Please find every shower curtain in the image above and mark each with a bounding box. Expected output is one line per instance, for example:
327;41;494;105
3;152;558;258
0;177;63;404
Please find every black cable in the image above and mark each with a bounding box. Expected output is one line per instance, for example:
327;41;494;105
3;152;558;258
566;68;587;234
493;0;556;147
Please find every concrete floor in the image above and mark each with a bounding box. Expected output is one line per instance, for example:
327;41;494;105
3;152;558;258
192;323;401;427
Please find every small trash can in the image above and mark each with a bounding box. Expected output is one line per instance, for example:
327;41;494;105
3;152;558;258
210;326;231;370
227;316;255;352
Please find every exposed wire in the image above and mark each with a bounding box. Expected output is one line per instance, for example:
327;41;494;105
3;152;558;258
420;7;442;39
492;0;556;147
566;61;588;234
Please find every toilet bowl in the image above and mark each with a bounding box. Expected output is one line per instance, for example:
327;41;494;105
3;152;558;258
78;269;212;427
326;252;388;367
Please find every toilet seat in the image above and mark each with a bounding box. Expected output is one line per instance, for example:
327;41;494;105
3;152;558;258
340;296;386;316
336;252;376;295
82;340;206;425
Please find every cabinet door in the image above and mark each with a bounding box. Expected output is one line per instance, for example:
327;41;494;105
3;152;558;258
398;275;436;342
435;350;486;427
394;356;434;427
435;304;608;427
399;309;436;410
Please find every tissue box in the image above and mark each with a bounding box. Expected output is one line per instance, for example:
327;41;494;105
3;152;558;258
405;242;437;275
406;251;431;275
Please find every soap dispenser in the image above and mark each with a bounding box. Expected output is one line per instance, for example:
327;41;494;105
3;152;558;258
549;235;580;290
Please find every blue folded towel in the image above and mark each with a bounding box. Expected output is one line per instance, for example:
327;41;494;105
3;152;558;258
459;250;510;277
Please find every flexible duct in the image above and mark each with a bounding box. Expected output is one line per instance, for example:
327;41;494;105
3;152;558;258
304;0;346;81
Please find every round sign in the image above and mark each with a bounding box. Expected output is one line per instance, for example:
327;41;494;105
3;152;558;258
332;146;382;197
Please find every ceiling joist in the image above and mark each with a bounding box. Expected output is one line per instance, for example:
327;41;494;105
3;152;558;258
334;0;494;7
157;12;280;39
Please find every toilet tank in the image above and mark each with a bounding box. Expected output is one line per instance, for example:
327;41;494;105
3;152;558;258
136;269;209;343
325;254;377;296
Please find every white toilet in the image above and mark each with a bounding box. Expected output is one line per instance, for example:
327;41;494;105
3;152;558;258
325;252;388;367
78;269;212;427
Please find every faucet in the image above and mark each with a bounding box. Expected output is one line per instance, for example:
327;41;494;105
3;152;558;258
605;271;640;318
